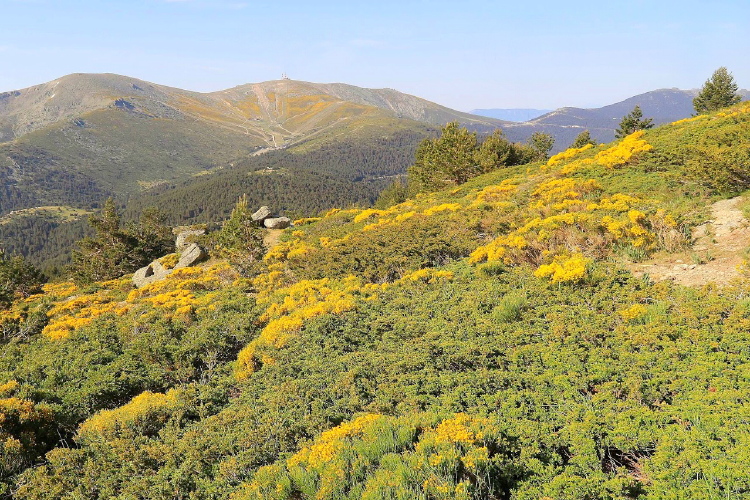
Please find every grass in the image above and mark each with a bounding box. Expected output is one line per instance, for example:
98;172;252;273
0;206;93;225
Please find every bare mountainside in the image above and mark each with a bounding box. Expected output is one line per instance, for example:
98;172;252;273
0;73;505;146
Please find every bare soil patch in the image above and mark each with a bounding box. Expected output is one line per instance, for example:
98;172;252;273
629;196;750;286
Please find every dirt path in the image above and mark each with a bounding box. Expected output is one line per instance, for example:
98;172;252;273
629;196;750;286
263;229;283;250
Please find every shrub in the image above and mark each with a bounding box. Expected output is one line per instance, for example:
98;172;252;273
0;251;45;309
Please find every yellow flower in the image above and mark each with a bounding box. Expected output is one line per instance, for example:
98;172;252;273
534;253;590;284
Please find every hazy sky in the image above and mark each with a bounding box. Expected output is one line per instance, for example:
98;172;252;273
1;0;748;110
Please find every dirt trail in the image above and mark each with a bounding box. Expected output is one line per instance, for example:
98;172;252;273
252;84;274;119
629;196;750;286
263;229;283;250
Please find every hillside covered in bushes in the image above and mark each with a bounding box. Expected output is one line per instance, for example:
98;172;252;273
1;102;750;499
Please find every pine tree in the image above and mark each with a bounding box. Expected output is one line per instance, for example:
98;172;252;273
71;199;173;284
615;105;654;139
528;132;555;160
408;122;479;191
475;130;513;173
0;250;45;308
570;130;596;149
210;195;265;276
693;67;742;114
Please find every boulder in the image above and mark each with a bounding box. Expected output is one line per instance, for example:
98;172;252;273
174;243;207;270
175;229;206;252
263;217;291;229
251;206;272;222
133;260;169;288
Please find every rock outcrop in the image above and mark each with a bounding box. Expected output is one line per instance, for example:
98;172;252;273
132;261;170;288
175;229;206;252
263;217;291;229
174;243;207;269
252;206;272;222
132;243;208;288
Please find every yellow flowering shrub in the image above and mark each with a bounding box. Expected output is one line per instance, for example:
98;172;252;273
469;233;529;265
41;282;78;299
159;253;180;270
0;384;55;475
286;243;314;259
288;414;383;467
235;277;361;379
619;304;648;322
292;217;321;225
470;167;663;270
0;380;19;398
672;115;708;126
234;413;507;500
398;269;454;283
362;219;392;232
534;253;591;284
559;157;596;175
353;209;390;224
42;293;121;340
264;238;320;264
532;178;601;206
593;130;653;168
470;180;518;207
547;143;594;166
422;203;461;216
42;261;236;340
590;193;643;212
393;211;416;223
78;389;182;441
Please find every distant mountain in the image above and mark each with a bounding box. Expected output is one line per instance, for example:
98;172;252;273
0;73;511;270
499;88;750;150
470;108;552;122
0;73;509;217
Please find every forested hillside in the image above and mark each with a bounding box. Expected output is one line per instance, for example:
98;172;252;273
0;127;431;274
1;101;750;499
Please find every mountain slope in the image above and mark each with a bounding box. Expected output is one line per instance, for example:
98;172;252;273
0;74;508;214
3;102;750;499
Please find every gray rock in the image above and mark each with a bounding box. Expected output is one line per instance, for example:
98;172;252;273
175;229;206;251
263;216;291;229
133;260;169;288
251;206;272;222
174;243;207;269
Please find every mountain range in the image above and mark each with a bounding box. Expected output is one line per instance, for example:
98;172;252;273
499;88;750;147
470;108;552;121
1;73;748;271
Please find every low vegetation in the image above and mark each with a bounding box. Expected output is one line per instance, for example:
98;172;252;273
0;100;750;499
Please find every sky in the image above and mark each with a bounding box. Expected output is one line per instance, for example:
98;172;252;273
1;0;748;111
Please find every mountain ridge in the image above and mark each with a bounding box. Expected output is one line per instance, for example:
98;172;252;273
0;73;508;146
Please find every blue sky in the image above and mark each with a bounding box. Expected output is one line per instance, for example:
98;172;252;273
1;0;748;110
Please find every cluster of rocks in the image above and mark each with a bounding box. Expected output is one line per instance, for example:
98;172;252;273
252;206;291;229
132;229;207;288
132;207;291;288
